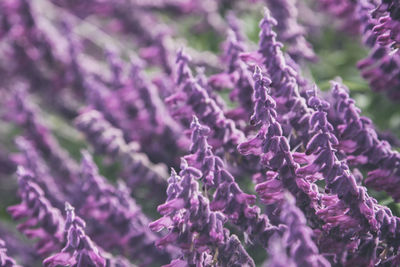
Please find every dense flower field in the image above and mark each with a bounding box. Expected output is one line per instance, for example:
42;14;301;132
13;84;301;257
0;0;400;266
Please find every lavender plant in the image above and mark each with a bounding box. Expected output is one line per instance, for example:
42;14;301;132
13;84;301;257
43;202;133;267
7;167;64;257
317;0;400;100
0;0;400;266
149;159;255;267
75;151;174;265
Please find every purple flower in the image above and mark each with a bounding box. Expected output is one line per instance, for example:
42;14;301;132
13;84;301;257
84;54;186;167
280;193;330;267
217;19;255;122
150;159;255;266
7;167;64;257
0;239;20;267
74;109;168;204
316;0;360;33
2;0;400;265
105;49;124;91
256;11;397;251
264;233;295;267
356;0;400;100
372;1;400;48
168;49;247;165
327;81;400;201
14;137;66;208
257;8;312;147
5;89;79;184
43;202;133;267
238;66;323;230
186;116;280;246
43;202;106;267
265;0;316;62
75;151;175;265
237;62;383;265
175;48;193;86
0;223;37;266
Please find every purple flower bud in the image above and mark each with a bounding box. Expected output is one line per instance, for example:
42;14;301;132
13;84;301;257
5;89;79;184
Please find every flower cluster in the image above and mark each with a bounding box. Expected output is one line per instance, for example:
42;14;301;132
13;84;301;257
0;0;400;266
318;0;400;99
43;202;132;267
75;151;173;265
150;159;255;266
265;0;316;62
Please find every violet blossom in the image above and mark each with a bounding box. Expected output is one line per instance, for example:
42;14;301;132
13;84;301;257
185;116;280;246
280;193;330;267
75;151;174;265
265;0;316;62
74;109;168;203
5;89;79;184
43;202;133;267
150;159;255;267
0;239;20;267
7;167;64;257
